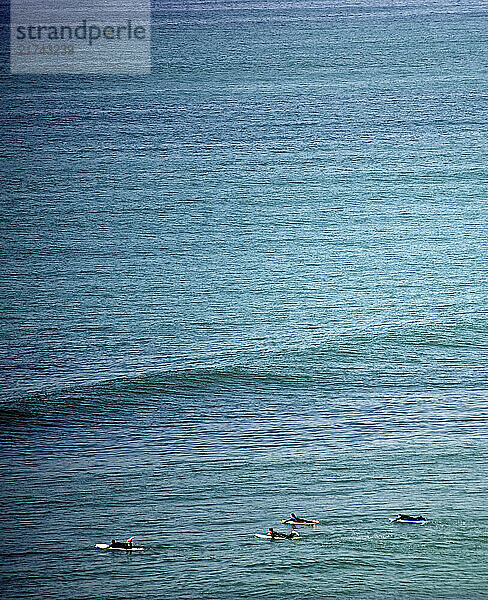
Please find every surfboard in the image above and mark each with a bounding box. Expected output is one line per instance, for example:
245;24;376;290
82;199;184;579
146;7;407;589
95;543;144;551
282;519;319;526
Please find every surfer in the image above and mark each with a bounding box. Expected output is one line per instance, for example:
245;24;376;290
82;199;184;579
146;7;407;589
395;514;425;522
283;513;317;525
268;528;298;539
109;536;134;549
290;513;307;523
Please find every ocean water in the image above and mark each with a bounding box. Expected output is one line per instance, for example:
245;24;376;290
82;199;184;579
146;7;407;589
1;0;488;598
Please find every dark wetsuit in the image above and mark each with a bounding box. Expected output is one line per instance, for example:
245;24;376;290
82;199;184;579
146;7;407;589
290;515;308;523
110;540;133;549
270;530;296;539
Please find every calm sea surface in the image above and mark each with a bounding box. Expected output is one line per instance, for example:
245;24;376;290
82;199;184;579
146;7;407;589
1;1;488;598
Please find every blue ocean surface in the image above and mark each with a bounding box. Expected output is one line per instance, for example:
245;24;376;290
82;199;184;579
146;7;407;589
1;1;488;598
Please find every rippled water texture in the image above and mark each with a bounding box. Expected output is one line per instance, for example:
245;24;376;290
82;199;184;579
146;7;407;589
1;0;488;598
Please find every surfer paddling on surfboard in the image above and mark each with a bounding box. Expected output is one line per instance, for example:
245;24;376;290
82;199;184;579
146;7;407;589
268;528;299;539
282;513;319;525
109;536;134;549
95;537;143;551
390;514;427;523
290;513;315;523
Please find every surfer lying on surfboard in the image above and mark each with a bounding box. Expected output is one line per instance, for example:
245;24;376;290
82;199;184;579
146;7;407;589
282;513;319;525
268;528;299;539
390;514;426;523
109;536;134;549
95;537;143;551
